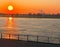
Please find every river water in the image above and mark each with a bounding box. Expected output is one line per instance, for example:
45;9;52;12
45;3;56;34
0;17;60;38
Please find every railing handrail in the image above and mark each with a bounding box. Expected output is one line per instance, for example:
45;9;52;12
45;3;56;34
1;33;60;38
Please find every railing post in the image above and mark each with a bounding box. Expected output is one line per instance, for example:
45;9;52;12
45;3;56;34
37;36;38;42
9;34;11;39
27;35;28;41
58;38;60;44
1;33;2;39
48;37;49;43
18;34;19;40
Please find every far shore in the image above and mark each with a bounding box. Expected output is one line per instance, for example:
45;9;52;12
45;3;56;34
0;16;60;19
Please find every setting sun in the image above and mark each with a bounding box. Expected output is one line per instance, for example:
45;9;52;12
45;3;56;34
8;5;13;11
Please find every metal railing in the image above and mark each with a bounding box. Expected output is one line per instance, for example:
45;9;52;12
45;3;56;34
0;33;60;44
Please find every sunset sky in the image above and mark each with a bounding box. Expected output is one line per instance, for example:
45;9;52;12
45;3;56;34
0;0;60;14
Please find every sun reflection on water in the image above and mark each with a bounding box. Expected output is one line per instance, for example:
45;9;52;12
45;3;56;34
6;17;15;30
4;17;17;39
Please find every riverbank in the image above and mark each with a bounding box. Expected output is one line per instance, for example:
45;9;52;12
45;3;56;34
0;16;60;19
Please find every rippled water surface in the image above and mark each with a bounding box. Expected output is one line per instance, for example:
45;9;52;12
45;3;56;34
0;17;60;37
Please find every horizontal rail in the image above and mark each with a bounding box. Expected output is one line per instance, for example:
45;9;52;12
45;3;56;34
0;33;60;44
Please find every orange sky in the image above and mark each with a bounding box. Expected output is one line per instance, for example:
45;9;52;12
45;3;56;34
0;0;60;14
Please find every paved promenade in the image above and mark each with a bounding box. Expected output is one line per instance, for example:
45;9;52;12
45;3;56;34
0;39;60;47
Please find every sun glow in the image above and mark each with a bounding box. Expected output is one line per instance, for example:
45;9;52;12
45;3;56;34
8;5;13;11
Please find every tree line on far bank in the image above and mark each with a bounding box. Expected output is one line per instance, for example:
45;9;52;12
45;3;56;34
0;13;60;18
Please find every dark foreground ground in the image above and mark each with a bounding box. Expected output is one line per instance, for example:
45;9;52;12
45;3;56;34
0;39;60;47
